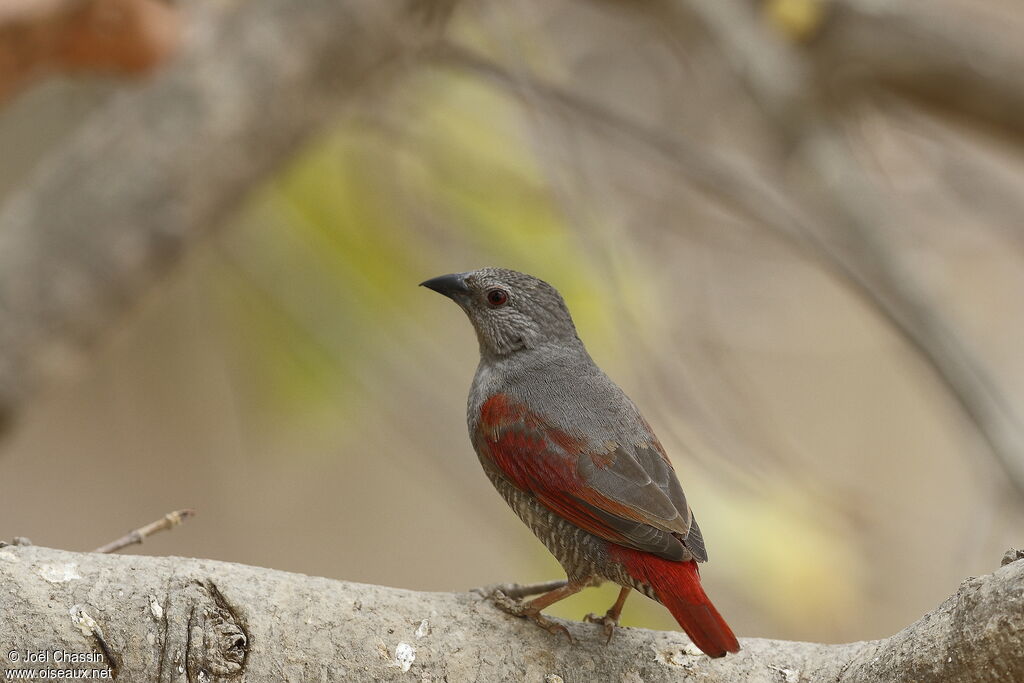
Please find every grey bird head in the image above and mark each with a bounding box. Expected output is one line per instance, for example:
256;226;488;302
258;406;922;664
420;267;581;358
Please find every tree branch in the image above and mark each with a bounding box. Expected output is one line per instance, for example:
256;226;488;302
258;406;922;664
91;508;195;554
669;0;1024;500
439;38;1024;500
0;0;453;435
0;545;1020;681
818;0;1024;146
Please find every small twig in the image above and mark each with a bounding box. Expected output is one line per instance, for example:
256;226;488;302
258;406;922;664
92;509;195;554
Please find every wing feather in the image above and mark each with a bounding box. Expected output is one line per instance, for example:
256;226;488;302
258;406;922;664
476;393;704;561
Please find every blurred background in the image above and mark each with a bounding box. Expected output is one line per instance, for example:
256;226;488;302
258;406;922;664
1;0;1023;645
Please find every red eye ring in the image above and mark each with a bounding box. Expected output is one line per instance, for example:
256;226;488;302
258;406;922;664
486;288;508;307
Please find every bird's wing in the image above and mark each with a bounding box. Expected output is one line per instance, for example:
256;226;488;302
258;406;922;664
475;393;705;562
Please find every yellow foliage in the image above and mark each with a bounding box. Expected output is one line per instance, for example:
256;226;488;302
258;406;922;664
764;0;826;42
713;480;863;628
212;68;627;421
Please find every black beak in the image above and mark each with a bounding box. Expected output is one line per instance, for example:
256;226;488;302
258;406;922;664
420;272;471;299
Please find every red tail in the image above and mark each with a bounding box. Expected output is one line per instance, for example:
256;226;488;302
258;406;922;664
611;547;739;657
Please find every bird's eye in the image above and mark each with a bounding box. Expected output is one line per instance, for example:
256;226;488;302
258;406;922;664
485;288;509;307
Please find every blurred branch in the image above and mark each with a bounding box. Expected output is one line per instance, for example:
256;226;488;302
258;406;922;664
880;99;1024;257
0;0;456;436
0;0;180;104
2;545;1022;681
668;0;1024;499
818;0;1024;146
439;40;1024;497
92;508;195;553
433;44;811;255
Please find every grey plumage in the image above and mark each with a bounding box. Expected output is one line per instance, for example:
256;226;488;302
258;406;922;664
422;267;738;657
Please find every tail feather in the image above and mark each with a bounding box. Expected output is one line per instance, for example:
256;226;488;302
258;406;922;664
611;547;739;657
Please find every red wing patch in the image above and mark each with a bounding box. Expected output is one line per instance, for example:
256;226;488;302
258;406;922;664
476;393;682;549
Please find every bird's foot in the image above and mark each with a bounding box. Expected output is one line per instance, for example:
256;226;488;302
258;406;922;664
472;579;568;600
485;588;575;644
584;610;619;644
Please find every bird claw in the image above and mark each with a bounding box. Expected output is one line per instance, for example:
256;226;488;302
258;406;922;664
484;589;575;644
539;618;575;645
472;580;568;600
485;588;524;615
584;611;619;644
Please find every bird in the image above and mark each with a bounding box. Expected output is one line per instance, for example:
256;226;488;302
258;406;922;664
421;267;740;657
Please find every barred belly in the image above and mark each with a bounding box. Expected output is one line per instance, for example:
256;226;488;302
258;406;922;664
482;466;658;601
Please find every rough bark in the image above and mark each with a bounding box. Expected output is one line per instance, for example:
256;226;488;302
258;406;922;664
0;546;1020;682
